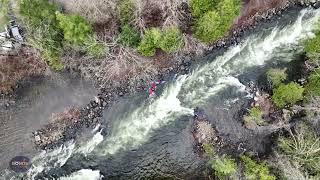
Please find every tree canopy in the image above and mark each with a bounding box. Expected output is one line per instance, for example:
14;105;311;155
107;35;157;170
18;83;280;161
272;82;304;108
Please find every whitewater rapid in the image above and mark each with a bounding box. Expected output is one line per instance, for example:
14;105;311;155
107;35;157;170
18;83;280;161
96;7;320;156
2;7;320;180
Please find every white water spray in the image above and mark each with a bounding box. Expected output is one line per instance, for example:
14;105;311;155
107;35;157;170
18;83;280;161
99;75;194;155
77;130;104;155
25;130;104;179
59;169;103;180
27;141;76;179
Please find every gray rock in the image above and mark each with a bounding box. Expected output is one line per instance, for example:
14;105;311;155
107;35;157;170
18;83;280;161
94;96;100;104
35;135;41;142
102;101;107;107
282;109;292;123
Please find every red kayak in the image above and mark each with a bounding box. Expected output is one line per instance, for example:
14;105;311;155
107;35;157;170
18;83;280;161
146;80;165;97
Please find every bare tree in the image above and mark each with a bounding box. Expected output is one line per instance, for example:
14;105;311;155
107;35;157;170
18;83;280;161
278;123;320;174
182;34;209;56
0;47;47;93
54;0;118;24
270;152;310;180
62;43;158;89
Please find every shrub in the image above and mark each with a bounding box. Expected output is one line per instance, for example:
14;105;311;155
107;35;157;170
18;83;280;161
84;37;106;58
278;123;320;174
267;68;287;87
210;155;237;179
56;12;106;58
20;0;64;70
20;0;58;28
194;0;241;44
305;69;320;97
202;143;215;157
119;0;135;25
241;155;276;180
42;48;64;70
138;28;161;56
0;0;9;14
119;24;141;47
194;10;224;43
217;0;241;23
272;82;304;108
159;27;183;53
56;12;92;45
304;31;320;62
0;0;9;31
190;0;218;18
244;107;264;126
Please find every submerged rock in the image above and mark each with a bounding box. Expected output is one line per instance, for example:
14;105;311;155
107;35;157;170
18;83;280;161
194;121;217;145
192;108;221;153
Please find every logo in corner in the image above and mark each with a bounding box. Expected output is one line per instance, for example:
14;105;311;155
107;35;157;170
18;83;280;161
9;156;31;173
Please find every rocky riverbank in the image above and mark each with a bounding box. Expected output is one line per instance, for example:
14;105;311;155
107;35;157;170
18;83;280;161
31;1;320;150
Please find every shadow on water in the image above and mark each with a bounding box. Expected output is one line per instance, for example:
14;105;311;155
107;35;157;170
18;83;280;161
0;73;97;171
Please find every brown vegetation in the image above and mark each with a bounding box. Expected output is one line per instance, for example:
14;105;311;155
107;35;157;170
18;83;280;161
52;0;208;89
177;2;193;33
0;47;47;93
62;45;171;88
54;0;118;24
134;0;189;32
63;35;208;89
142;3;164;28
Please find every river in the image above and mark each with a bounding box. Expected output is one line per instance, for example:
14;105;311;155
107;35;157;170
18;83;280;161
1;7;320;180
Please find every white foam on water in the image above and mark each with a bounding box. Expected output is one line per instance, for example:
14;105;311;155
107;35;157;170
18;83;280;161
99;75;194;155
24;129;104;179
92;124;101;133
59;169;103;180
77;130;104;155
26;141;75;179
182;8;320;107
